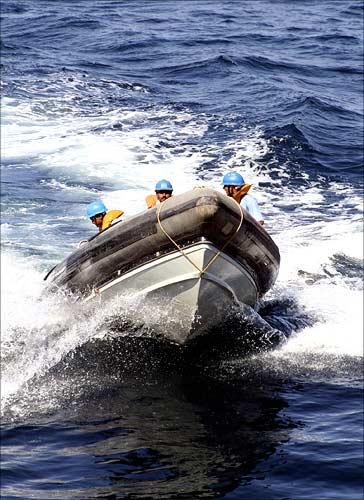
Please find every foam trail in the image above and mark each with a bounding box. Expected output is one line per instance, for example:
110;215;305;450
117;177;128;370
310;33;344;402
278;284;363;357
268;218;363;361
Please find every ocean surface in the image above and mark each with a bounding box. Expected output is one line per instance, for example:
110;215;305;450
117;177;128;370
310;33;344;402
1;1;363;498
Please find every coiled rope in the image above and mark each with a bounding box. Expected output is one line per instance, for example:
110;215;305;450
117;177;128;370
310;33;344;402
156;196;244;275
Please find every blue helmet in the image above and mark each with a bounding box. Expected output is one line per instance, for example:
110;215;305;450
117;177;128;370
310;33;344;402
155;179;173;191
222;172;245;186
86;200;107;218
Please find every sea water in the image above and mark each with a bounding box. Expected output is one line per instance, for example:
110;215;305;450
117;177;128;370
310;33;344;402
1;1;363;498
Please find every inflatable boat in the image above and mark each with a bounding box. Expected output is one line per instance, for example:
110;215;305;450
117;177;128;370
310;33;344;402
44;188;280;345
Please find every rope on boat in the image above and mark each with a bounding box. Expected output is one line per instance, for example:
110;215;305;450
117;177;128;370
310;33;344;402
156;196;244;276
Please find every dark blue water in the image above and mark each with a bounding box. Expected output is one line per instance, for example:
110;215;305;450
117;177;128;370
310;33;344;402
1;1;363;498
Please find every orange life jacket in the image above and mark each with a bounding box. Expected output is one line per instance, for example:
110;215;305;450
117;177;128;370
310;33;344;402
232;184;252;204
145;194;158;209
101;209;124;231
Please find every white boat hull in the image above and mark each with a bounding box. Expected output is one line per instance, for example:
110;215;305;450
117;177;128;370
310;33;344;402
85;243;258;345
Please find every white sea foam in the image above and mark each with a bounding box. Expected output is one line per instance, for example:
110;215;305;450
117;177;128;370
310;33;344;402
1;252;135;409
267;217;363;361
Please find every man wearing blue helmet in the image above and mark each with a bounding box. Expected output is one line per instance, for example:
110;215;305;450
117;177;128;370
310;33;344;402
146;179;173;209
222;172;264;225
86;199;124;233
